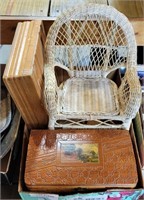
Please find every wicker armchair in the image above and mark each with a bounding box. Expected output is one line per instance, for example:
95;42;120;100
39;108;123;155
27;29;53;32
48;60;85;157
44;3;141;130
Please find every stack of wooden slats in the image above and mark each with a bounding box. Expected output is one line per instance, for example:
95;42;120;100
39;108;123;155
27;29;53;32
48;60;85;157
3;21;48;129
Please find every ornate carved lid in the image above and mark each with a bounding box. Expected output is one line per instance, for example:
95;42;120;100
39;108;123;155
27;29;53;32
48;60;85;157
25;129;138;193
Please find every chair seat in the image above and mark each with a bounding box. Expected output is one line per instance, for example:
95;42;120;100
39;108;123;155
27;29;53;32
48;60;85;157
58;78;119;116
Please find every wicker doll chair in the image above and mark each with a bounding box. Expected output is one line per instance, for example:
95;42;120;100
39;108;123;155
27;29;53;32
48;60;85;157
44;3;141;130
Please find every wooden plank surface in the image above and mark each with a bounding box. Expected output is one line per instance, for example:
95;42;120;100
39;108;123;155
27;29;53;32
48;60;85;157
108;0;144;18
0;0;50;16
130;19;144;46
50;0;107;17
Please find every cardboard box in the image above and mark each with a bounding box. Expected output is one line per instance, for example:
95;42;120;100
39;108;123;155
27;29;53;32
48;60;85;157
3;20;48;129
18;125;144;200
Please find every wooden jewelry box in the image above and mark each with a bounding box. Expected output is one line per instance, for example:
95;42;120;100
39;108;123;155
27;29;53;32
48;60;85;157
24;129;138;193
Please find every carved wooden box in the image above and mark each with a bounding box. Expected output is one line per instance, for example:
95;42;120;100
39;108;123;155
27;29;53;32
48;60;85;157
25;129;138;193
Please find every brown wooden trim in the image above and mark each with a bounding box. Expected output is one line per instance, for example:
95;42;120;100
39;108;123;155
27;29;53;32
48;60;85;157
0;19;54;44
0;18;144;45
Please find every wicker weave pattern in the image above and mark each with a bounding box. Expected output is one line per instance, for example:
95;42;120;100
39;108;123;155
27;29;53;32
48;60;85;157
44;4;141;130
60;78;119;115
118;68;141;118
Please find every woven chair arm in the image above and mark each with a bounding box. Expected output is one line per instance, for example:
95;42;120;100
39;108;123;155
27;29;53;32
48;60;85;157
54;62;73;77
45;59;73;77
44;64;58;116
118;68;141;119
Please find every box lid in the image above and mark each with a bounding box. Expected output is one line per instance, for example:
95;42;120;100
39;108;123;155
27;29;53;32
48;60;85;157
25;129;138;192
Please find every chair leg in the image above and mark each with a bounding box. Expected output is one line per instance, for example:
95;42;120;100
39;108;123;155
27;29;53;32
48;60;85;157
48;117;55;130
122;119;132;130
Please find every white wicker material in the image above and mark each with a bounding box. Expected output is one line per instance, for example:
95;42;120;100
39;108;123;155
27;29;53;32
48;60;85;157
60;78;119;115
44;3;141;130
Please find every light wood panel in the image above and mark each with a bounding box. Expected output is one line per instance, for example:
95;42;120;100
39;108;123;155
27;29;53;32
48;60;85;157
0;0;50;16
3;21;48;129
50;0;107;17
130;19;144;46
108;0;144;18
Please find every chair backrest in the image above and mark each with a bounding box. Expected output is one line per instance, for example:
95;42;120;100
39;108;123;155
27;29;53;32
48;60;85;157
45;4;137;78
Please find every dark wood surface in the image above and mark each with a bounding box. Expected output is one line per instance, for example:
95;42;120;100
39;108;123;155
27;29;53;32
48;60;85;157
1;120;24;199
0;19;144;45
